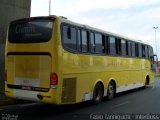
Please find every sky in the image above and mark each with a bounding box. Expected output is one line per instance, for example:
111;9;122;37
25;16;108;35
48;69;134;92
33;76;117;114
31;0;160;58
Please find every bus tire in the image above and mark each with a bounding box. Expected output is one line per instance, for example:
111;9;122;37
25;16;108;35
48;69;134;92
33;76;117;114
143;76;150;89
107;81;115;100
93;82;104;104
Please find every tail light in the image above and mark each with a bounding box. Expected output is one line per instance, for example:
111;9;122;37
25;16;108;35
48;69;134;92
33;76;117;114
50;73;58;88
5;70;7;82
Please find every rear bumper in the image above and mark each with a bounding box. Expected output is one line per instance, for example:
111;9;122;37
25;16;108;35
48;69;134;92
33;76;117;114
5;88;59;104
5;89;41;102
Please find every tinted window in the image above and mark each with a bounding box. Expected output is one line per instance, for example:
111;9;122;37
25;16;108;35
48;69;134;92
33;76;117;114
90;32;95;53
149;46;153;57
142;45;146;58
106;36;109;54
149;46;154;62
77;29;81;51
63;26;77;51
145;46;149;58
127;41;132;56
95;33;104;53
131;42;136;57
9;20;53;43
138;44;142;57
109;37;116;55
81;30;88;52
135;43;139;57
102;35;105;53
121;39;126;56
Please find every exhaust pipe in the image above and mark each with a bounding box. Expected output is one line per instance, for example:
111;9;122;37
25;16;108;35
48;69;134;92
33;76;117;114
37;94;43;100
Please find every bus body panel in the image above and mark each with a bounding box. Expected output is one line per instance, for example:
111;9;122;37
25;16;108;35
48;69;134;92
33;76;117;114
60;48;154;103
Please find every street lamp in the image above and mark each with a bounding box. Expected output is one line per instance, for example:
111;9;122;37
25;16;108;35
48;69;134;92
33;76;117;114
153;26;158;55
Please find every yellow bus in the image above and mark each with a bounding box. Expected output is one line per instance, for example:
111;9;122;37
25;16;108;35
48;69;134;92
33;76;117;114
5;15;156;105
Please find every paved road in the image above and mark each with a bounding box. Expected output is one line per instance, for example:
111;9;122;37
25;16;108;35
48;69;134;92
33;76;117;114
1;79;160;120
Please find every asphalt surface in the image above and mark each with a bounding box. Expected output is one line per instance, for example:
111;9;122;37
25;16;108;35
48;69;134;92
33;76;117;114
0;79;160;120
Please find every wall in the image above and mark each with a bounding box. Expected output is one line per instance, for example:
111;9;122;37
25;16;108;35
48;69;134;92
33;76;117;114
0;0;31;91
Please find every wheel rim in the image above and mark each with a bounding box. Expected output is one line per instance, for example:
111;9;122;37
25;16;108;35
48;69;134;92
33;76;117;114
93;84;103;103
108;84;114;98
94;87;101;101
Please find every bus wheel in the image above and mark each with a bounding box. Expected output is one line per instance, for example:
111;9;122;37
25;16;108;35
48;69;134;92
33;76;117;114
93;82;103;104
143;76;150;89
107;81;115;100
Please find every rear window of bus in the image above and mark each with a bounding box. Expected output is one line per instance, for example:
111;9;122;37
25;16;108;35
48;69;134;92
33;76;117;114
8;20;53;43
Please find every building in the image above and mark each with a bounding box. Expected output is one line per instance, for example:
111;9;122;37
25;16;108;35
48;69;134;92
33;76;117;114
0;0;31;91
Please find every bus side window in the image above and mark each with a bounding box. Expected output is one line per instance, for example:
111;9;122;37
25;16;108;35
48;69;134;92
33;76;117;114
146;46;149;58
138;44;142;58
131;42;136;57
116;38;120;55
126;41;132;56
121;39;126;56
102;35;106;53
135;43;139;57
95;33;104;53
109;36;116;55
63;25;77;51
81;30;89;52
142;45;146;58
145;45;149;58
77;29;81;51
90;32;95;53
149;46;154;61
106;36;109;54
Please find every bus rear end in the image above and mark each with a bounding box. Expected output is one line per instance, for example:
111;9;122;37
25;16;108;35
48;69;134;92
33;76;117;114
5;16;60;104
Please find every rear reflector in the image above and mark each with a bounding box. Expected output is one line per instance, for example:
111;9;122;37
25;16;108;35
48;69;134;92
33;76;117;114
50;73;58;88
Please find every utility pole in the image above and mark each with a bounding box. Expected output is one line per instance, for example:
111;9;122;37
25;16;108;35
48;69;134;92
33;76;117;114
49;0;51;15
153;26;158;55
153;26;159;73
